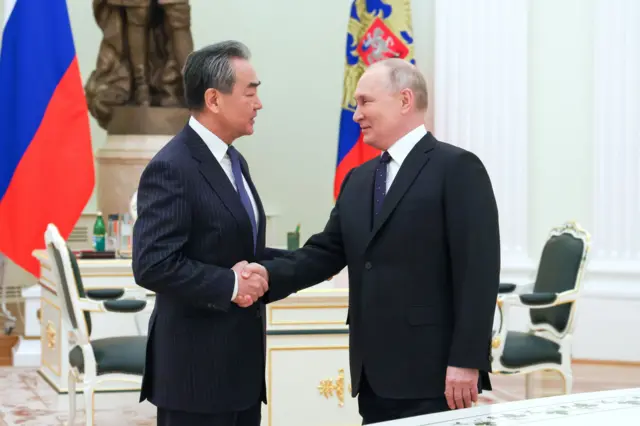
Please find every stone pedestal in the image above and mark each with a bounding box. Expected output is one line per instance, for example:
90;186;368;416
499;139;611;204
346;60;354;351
95;106;190;216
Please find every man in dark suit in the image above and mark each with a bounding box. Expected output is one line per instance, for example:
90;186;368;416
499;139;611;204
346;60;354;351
243;58;501;424
132;41;287;426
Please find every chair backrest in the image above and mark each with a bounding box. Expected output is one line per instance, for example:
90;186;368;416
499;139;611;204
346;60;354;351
130;190;138;221
66;246;93;335
530;221;591;334
45;224;91;344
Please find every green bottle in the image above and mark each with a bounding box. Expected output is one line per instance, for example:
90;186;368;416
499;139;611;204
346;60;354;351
93;212;106;252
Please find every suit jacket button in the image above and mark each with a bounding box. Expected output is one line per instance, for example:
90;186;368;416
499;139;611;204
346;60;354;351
365;262;372;270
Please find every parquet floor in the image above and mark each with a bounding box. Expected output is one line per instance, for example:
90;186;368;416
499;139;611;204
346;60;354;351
485;362;640;402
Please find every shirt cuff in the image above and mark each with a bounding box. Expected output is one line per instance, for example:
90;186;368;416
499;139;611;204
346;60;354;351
231;270;239;300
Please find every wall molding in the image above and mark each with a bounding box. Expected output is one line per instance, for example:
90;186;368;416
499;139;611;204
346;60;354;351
433;0;529;266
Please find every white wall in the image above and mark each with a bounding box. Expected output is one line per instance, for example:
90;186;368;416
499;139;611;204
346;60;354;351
2;0;640;362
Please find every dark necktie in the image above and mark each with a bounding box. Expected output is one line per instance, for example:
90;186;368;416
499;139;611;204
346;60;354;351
227;146;257;250
373;151;392;217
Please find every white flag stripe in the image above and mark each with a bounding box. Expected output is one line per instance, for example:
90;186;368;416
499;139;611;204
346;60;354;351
3;0;18;30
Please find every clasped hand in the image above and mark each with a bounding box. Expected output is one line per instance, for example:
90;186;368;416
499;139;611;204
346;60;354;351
231;261;269;307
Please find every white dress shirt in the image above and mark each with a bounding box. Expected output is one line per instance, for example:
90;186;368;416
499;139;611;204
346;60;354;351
188;116;258;300
384;124;428;191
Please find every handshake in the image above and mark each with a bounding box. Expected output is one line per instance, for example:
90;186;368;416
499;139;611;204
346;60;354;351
231;261;269;307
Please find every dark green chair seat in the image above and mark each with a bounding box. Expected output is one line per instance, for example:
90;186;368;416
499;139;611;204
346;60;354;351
69;336;147;376
500;331;561;369
498;283;517;293
85;288;125;300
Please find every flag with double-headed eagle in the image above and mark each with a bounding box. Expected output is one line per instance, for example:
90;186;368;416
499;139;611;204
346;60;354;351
333;0;415;199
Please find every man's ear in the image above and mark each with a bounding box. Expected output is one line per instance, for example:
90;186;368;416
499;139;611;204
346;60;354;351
204;88;222;113
399;88;414;114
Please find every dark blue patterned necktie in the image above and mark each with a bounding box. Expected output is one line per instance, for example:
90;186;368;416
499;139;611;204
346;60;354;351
227;146;257;250
373;151;392;217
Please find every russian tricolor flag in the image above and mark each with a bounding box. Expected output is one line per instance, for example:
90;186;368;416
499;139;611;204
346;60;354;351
334;0;415;200
0;0;94;276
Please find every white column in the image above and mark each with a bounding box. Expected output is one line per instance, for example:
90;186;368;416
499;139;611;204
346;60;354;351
12;285;42;367
433;0;529;267
0;254;41;366
593;0;640;266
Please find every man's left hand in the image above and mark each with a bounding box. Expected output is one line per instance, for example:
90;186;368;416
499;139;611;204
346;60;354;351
444;366;479;409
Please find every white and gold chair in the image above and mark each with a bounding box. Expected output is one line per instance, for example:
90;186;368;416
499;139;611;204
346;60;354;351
491;221;591;398
45;223;149;426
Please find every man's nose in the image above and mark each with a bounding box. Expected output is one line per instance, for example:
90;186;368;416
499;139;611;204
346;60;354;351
353;107;362;122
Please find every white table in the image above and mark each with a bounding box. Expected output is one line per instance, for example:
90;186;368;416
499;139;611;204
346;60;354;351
373;387;640;425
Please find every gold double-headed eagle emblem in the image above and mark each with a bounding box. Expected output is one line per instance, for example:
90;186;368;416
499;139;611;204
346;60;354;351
341;0;416;112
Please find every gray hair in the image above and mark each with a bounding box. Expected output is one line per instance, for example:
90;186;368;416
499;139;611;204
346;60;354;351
374;58;428;111
182;40;251;110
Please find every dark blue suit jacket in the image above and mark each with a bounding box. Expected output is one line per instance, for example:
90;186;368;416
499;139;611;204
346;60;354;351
132;124;286;414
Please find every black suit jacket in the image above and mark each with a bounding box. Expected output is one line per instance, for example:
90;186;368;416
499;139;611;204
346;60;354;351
132;125;286;414
263;133;500;400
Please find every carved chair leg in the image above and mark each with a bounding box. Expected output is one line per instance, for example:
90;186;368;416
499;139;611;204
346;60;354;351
83;383;95;426
68;369;77;425
562;371;573;395
525;373;535;399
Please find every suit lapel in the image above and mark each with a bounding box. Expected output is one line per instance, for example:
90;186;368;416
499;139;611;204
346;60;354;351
182;126;254;254
351;160;378;245
367;133;437;247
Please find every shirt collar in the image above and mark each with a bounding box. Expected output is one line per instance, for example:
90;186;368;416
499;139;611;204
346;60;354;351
188;116;229;163
386;125;427;166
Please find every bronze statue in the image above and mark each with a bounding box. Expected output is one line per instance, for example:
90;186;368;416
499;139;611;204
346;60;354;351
85;0;194;129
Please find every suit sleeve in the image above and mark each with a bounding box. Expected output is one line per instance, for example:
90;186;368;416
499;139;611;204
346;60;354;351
262;247;292;261
132;160;235;311
444;151;501;371
261;171;354;303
